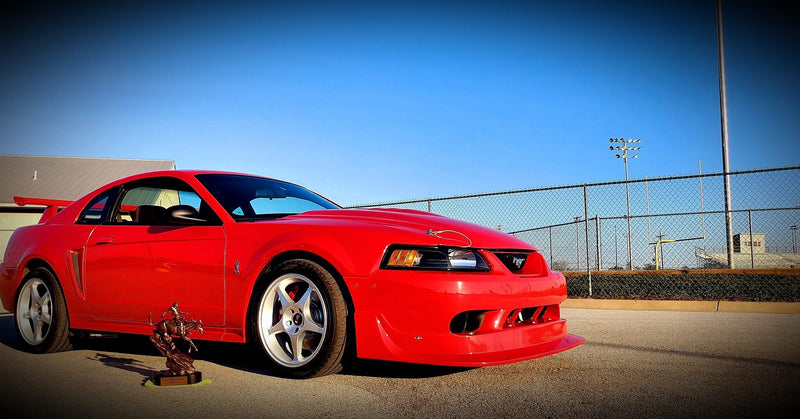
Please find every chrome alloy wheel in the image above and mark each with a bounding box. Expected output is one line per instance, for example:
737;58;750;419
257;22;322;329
257;273;328;368
16;278;53;346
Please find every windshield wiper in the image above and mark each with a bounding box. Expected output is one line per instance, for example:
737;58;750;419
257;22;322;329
234;213;298;222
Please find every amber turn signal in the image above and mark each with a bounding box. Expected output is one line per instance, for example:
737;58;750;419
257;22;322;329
386;249;422;267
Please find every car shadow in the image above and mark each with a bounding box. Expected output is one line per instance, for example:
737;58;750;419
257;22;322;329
72;334;472;379
0;314;22;350
342;359;472;379
0;315;470;379
190;341;471;379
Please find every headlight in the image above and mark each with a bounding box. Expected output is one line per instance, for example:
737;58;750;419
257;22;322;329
382;246;490;271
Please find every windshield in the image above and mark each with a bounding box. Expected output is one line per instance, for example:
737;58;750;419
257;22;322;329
196;174;340;220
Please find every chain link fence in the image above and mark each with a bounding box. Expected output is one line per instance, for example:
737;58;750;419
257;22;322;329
353;166;800;301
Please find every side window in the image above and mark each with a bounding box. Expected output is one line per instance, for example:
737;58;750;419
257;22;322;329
78;189;117;224
179;190;201;210
111;178;216;226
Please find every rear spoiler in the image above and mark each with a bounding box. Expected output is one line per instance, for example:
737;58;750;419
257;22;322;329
14;196;74;224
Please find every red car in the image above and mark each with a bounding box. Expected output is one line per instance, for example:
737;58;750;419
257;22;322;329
0;170;584;378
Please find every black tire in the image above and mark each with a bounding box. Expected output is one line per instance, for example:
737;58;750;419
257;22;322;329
253;259;348;378
14;267;72;353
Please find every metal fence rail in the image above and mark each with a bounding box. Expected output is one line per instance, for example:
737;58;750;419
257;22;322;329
352;166;800;299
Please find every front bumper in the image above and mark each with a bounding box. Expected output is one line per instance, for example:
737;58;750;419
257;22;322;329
349;265;584;366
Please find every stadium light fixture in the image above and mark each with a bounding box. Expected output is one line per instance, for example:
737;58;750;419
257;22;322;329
608;137;642;270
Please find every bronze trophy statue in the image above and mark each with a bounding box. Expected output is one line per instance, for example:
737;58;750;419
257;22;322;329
148;301;204;386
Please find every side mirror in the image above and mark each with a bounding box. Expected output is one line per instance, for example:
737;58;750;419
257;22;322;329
167;205;206;225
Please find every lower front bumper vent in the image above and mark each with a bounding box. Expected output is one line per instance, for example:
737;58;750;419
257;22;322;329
449;310;487;334
505;306;552;327
449;304;559;335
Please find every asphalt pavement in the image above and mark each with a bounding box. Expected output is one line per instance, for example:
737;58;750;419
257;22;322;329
1;308;798;418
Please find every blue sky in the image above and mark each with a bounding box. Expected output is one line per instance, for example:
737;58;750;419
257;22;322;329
1;0;797;206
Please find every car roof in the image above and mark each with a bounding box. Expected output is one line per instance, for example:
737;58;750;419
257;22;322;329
37;170;277;224
115;169;273;182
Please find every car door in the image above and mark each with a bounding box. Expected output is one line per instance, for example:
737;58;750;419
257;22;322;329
83;177;226;326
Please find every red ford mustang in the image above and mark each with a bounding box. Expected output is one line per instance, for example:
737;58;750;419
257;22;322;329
0;170;584;378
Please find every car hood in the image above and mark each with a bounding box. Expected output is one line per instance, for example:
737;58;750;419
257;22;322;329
283;208;536;250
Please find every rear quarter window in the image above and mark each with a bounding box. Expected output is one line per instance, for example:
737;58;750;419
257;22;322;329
78;190;115;224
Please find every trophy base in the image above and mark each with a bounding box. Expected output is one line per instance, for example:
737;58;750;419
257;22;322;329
151;371;203;386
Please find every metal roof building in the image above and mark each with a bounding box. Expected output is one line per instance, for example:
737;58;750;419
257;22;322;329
0;155;175;205
0;155;176;259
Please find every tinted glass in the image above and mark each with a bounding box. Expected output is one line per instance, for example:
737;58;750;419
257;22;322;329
196;174;339;220
78;192;113;224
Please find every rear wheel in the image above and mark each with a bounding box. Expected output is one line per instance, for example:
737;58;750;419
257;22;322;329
254;259;347;378
15;267;72;353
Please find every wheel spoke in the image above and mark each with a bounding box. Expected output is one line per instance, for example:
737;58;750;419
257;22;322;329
32;318;44;342
290;331;305;361
19;292;30;313
267;321;285;337
296;287;325;333
40;310;52;326
40;291;51;310
296;287;313;310
30;284;41;304
276;284;294;307
302;320;324;335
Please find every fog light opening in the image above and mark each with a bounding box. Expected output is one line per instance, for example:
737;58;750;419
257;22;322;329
449;310;487;334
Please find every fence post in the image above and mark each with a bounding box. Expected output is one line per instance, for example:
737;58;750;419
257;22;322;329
596;214;602;270
748;210;754;269
584;185;592;296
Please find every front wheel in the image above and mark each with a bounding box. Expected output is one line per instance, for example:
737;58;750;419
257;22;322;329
253;259;348;378
15;267;72;353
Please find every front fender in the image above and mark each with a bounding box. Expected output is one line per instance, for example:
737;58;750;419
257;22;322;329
222;225;376;337
237;229;365;281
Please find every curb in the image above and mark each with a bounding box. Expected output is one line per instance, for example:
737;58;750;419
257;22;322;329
563;298;800;314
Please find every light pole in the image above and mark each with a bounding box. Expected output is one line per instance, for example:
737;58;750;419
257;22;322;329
610;137;640;270
716;0;735;268
791;225;798;253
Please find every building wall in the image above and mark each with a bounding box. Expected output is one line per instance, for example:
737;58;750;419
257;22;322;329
734;233;766;254
0;212;42;262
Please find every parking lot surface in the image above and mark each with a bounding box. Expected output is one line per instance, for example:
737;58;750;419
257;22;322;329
1;308;798;418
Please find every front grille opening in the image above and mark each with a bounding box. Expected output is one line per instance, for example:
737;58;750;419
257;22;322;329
493;252;529;272
450;310;487;334
491;251;549;276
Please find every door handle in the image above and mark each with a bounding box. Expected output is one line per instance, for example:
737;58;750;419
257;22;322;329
95;236;114;245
